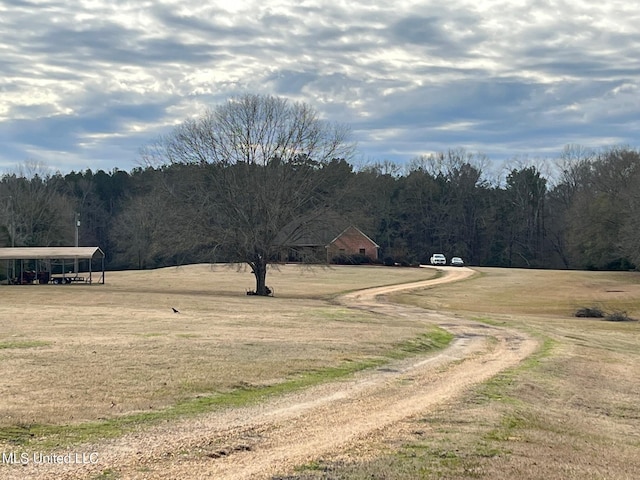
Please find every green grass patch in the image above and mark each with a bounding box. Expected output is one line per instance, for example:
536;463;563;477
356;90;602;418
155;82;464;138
472;334;555;404
1;361;386;448
0;330;453;449
281;442;485;479
484;410;531;441
386;328;454;359
0;340;49;349
91;468;120;480
0;425;37;445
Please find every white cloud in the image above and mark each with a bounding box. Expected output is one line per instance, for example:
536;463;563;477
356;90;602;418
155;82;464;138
0;0;638;171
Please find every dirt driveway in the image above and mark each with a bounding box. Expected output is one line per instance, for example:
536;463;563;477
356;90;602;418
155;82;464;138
9;267;538;480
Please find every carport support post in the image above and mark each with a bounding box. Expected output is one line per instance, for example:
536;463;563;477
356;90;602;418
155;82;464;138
74;213;80;273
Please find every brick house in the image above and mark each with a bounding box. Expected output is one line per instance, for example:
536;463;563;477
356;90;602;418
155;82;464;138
325;226;379;263
278;222;379;264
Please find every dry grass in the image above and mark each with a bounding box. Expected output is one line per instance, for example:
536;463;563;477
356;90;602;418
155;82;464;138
0;264;437;429
393;267;640;318
3;264;639;479
291;267;640;479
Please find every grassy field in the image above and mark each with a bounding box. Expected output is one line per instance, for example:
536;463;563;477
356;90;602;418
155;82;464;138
290;267;640;479
2;264;639;479
0;263;441;446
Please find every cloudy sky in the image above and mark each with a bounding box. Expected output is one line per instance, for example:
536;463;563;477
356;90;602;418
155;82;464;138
1;0;639;173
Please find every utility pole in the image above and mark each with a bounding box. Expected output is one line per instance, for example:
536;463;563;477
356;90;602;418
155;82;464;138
9;195;15;279
74;212;80;273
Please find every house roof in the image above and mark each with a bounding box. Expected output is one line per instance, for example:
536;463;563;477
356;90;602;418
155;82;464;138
275;213;350;247
281;223;379;250
0;247;104;260
328;226;380;248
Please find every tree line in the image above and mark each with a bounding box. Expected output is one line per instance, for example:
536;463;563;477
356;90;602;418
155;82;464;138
1;95;639;289
2;145;638;271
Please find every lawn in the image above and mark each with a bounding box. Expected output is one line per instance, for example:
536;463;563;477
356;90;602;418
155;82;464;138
3;264;639;479
0;264;438;431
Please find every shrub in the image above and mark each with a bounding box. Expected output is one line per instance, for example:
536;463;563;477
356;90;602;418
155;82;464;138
574;307;636;321
605;311;635;322
574;307;604;318
331;254;374;265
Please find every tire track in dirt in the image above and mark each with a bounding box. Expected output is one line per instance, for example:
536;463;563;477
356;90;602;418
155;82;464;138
7;267;538;480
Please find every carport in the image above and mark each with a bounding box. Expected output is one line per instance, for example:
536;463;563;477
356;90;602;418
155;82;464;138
0;247;105;285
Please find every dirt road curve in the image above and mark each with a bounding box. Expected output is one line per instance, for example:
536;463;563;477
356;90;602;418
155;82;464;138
10;267;538;480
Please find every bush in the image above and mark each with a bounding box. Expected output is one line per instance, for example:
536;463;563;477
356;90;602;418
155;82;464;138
331;254;374;265
605;311;635;322
574;307;636;321
574;307;604;318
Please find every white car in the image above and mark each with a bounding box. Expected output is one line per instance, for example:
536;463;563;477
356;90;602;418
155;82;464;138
430;253;446;265
450;257;464;266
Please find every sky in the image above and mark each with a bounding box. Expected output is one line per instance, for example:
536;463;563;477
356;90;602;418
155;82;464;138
1;0;639;174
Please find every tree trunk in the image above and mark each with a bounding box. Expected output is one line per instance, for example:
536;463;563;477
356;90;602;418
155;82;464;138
250;257;269;296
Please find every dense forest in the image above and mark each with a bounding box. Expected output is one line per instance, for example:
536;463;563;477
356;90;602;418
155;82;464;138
1;144;639;273
1;94;639;282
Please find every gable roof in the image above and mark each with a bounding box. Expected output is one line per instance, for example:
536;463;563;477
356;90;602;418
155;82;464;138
328;226;380;248
0;247;104;260
275;213;350;247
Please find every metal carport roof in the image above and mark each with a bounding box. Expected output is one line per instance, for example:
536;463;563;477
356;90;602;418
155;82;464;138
0;247;105;284
0;247;104;260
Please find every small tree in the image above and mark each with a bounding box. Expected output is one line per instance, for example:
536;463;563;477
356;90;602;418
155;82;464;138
144;94;354;295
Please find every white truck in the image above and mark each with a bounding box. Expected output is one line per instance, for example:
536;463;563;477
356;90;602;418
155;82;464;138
430;253;446;265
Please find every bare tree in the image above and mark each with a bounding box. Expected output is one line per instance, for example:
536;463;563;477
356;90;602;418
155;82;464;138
566;147;640;269
111;192;165;269
504;165;547;267
0;162;75;248
144;94;354;295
